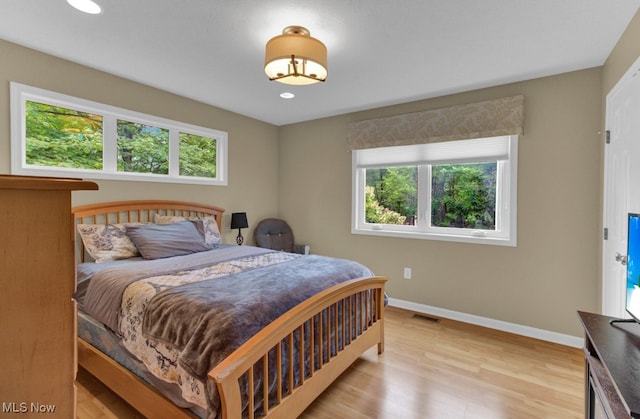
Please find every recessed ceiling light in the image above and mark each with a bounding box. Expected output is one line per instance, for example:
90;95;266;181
67;0;102;14
280;92;295;99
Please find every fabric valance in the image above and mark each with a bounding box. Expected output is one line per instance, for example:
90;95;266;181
347;95;524;150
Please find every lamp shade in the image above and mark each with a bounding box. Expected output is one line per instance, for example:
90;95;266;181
230;212;249;229
265;26;327;85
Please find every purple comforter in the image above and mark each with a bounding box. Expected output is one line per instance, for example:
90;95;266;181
80;245;374;418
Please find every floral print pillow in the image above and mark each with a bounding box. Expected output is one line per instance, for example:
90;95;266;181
77;223;140;263
154;214;221;247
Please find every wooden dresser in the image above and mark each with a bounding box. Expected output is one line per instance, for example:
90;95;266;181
579;311;640;419
0;175;97;417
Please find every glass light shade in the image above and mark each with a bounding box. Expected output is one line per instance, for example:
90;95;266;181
265;26;327;85
67;0;102;14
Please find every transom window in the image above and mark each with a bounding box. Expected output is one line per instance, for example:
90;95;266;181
352;135;518;246
10;82;227;185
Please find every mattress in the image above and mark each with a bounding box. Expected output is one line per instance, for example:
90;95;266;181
77;309;207;418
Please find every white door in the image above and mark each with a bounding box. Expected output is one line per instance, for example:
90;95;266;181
603;56;640;317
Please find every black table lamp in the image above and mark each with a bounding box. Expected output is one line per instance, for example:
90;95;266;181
230;212;249;245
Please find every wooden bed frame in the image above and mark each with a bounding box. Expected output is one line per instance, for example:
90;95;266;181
72;200;386;419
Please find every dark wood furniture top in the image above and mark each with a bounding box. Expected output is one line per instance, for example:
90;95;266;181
579;311;640;418
0;174;99;191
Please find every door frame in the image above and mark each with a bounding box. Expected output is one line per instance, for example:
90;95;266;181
603;55;640;317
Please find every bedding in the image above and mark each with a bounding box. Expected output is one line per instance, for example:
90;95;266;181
77;244;374;418
126;220;212;259
77;223;141;262
77;310;207;415
154;214;222;247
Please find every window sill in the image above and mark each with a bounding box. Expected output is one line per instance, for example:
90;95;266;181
11;166;228;186
351;227;516;247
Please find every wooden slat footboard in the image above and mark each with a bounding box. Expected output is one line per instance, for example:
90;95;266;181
77;338;198;418
209;276;387;419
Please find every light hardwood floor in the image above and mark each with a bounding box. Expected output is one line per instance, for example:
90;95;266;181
76;307;585;418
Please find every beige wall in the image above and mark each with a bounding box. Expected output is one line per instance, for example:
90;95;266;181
278;8;640;338
603;11;640;94
0;39;280;244
279;68;603;337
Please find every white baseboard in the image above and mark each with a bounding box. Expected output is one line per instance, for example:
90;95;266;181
387;297;583;348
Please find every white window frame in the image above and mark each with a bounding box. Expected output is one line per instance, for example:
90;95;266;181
351;135;518;246
10;82;228;185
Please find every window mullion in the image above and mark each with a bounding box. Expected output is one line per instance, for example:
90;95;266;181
353;167;366;230
417;165;430;231
169;130;179;177
495;161;505;232
103;114;118;173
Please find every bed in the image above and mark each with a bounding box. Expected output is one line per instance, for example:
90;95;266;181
72;200;386;419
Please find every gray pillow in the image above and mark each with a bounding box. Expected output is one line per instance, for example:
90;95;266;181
126;220;211;260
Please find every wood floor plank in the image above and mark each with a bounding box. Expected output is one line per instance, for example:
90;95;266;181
76;307;584;418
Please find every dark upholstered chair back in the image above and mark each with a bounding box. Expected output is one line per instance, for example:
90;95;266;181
253;218;309;254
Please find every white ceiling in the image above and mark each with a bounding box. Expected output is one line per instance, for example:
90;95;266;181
1;1;639;126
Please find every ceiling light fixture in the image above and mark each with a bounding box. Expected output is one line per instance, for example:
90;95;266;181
67;0;102;14
280;92;295;99
264;26;327;86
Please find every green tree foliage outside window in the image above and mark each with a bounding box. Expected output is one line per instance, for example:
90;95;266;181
431;162;497;230
16;83;226;185
117;120;169;174
364;163;497;230
365;186;407;224
24;105;218;178
25;101;103;169
179;133;217;178
365;167;417;225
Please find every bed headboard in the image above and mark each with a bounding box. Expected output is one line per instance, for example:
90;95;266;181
72;200;225;262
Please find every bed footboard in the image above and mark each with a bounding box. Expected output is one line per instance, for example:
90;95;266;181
77;338;198;418
209;276;387;419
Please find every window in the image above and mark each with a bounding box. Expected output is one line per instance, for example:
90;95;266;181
10;82;227;185
352;135;518;246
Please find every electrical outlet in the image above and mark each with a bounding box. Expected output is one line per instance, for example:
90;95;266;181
403;267;412;279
